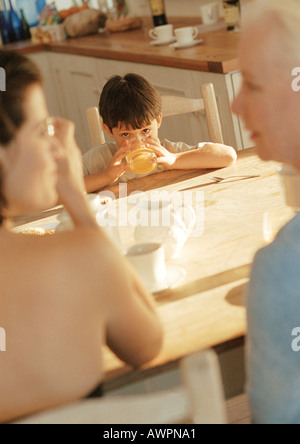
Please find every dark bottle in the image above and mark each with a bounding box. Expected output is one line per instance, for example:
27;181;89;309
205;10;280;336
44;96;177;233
8;0;22;40
0;10;14;44
0;0;16;44
148;0;168;27
222;0;240;31
20;9;31;40
16;0;38;27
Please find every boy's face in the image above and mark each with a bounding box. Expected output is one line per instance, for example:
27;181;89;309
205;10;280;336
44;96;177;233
104;115;162;149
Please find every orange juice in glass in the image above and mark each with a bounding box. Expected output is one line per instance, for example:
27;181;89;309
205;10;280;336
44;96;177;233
126;142;157;175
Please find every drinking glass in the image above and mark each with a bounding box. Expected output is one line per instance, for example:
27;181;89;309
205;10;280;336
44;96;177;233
125;139;157;175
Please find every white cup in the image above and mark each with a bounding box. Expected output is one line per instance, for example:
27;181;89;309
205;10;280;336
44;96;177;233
125;243;167;293
278;164;300;210
200;2;219;25
174;27;199;45
149;24;174;43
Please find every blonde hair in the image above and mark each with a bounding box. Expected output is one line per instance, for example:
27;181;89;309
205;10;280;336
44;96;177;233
244;0;300;65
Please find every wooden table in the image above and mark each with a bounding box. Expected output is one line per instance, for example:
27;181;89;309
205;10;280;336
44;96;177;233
13;148;285;393
100;147;286;390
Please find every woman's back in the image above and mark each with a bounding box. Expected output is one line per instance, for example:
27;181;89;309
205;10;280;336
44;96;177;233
0;229;107;422
0;227;162;423
0;50;163;424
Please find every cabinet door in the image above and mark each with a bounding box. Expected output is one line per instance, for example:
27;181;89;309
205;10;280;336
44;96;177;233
49;53;101;153
138;64;202;147
28;52;61;118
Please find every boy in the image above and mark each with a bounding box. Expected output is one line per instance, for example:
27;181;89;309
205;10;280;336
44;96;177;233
83;74;237;193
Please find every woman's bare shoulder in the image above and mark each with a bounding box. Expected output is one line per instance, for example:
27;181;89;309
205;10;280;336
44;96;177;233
8;226;113;255
1;228;117;296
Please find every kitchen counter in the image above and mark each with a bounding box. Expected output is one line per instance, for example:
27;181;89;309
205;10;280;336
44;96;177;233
4;17;240;74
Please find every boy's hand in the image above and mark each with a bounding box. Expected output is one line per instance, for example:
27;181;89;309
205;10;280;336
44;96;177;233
144;137;177;169
105;142;131;183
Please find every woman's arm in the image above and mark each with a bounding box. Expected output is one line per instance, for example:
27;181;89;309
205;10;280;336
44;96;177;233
101;244;164;367
54;119;163;367
53;119;99;230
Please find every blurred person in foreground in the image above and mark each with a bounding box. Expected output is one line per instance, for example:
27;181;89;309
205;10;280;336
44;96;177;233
0;50;163;424
232;0;300;424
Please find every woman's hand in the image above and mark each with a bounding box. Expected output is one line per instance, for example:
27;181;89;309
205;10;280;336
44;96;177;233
53;118;85;201
52;118;98;229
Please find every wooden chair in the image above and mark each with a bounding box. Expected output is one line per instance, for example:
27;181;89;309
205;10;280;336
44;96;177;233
161;83;224;144
12;349;227;424
86;106;106;147
86;82;224;147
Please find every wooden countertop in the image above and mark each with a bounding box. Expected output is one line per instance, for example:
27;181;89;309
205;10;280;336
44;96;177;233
4;17;240;74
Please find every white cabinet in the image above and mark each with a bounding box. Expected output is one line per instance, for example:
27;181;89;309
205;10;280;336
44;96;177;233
31;52;252;154
47;53;101;153
27;52;61;118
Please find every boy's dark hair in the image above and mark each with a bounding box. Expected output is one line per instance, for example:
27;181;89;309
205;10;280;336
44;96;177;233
99;73;162;131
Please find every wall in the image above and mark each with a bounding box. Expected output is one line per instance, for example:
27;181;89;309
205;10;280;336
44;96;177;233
49;0;253;17
127;0;254;19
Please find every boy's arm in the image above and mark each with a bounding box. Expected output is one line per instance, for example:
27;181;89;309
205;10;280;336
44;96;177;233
84;171;114;194
84;143;131;193
172;143;237;169
145;138;237;170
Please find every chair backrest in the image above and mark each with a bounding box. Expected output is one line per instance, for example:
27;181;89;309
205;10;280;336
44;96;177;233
86;82;224;148
12;349;227;424
161;83;224;144
86;106;106;147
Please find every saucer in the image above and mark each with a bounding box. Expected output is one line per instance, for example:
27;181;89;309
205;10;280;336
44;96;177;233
170;39;204;49
150;37;176;46
151;266;186;294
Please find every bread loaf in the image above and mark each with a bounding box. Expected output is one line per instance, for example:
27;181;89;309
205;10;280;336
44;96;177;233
64;9;107;37
105;14;142;32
